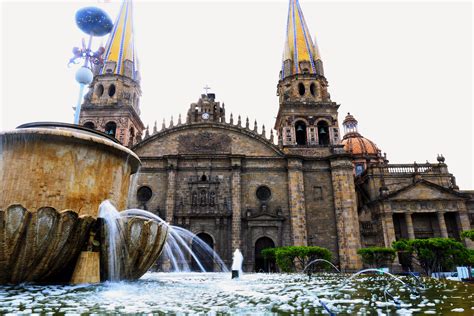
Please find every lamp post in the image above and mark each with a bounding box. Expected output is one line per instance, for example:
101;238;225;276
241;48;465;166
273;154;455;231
70;6;113;124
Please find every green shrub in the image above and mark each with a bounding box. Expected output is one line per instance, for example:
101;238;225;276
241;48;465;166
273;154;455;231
467;249;474;267
461;229;474;241
357;247;396;268
393;238;470;276
266;246;332;273
261;248;276;260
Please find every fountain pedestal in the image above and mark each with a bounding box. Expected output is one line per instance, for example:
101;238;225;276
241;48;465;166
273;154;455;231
71;252;100;284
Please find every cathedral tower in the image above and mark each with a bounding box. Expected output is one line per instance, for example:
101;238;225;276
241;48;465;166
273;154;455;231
276;0;362;270
186;92;225;124
79;0;145;147
275;0;341;150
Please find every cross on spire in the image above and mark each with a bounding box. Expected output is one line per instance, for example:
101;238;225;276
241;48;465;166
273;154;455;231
203;85;211;95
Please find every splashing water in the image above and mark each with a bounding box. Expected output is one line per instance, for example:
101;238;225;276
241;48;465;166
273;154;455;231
2;272;470;314
99;201;228;280
99;201;122;281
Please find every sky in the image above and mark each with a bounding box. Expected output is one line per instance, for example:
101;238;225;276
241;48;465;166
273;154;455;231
1;0;472;189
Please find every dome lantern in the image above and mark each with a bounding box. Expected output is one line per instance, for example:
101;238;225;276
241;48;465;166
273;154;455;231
342;112;359;136
341;113;381;157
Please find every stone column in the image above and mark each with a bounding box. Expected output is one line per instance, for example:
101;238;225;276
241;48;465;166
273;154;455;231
330;157;362;271
405;212;415;239
457;204;474;249
165;158;178;224
437;212;448;238
380;204;402;272
231;158;242;251
381;204;396;247
287;158;307;246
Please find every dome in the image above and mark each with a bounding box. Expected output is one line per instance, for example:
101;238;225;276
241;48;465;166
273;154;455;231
342;135;380;156
341;113;381;156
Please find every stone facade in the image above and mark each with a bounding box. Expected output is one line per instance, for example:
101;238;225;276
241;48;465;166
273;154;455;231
121;90;473;272
78;0;473;272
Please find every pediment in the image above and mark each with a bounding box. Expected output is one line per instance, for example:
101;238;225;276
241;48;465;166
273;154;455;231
247;213;284;221
133;123;284;158
386;181;464;201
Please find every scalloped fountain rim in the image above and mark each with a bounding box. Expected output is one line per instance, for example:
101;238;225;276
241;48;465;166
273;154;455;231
4;121;141;172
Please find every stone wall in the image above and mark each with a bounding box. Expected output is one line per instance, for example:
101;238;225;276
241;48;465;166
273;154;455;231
330;157;362;271
303;160;339;261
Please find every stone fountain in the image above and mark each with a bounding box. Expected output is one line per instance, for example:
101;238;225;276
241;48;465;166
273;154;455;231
0;122;168;284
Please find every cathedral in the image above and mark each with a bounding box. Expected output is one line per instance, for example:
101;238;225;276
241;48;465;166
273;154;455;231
79;0;473;272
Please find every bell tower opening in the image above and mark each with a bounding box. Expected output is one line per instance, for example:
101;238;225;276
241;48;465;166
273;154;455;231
105;121;117;137
83;122;95;129
295;121;307;145
298;83;305;96
317;121;329;146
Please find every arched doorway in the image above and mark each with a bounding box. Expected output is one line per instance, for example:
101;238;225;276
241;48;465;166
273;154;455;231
254;237;276;272
191;233;214;272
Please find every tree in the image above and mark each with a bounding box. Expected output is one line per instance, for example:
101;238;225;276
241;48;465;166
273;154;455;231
393;238;470;276
357;247;396;268
263;246;332;273
461;229;474;241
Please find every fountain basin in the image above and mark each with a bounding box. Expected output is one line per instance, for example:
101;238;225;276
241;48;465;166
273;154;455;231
0;204;95;284
0;122;145;284
0;122;140;217
100;216;169;281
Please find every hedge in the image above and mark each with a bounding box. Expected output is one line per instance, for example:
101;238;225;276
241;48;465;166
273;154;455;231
393;238;470;276
262;246;332;273
357;247;396;268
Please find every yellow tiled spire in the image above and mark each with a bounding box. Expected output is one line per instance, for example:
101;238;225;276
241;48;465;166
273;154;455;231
101;0;137;79
281;0;321;79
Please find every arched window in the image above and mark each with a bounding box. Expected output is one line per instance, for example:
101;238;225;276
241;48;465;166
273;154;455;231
355;164;364;176
201;174;207;182
310;83;317;96
137;186;152;202
83;122;95;129
298;83;305;96
96;84;104;97
200;190;207;206
108;84;116;97
295;121;307;145
317;121;329;146
105;121;117;137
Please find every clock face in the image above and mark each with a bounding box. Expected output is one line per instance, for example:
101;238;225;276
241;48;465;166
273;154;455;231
202;112;210;120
